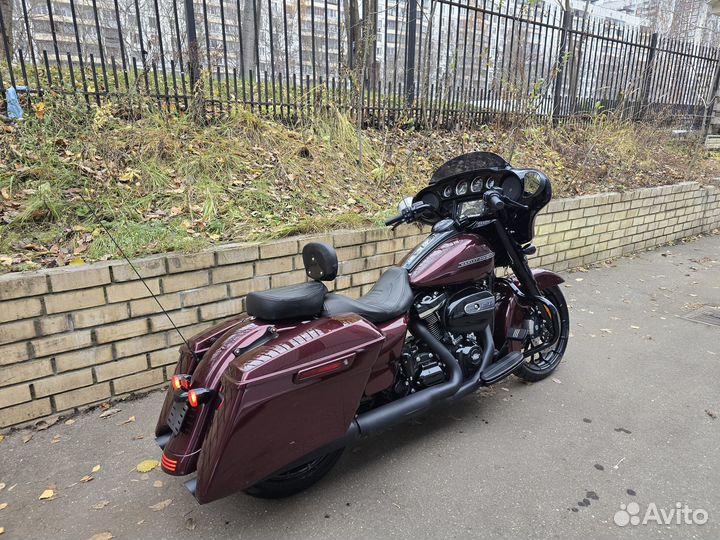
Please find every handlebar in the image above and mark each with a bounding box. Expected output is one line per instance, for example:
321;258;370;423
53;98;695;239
384;213;406;226
484;190;505;211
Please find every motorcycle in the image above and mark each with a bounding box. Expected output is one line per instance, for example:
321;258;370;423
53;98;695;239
154;151;570;503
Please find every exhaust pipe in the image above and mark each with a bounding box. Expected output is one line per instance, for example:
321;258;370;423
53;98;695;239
353;320;465;435
271;322;494;476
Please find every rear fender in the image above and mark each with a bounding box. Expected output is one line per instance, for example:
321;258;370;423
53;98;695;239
154;316;252;438
157;318;277;475
194;314;385;504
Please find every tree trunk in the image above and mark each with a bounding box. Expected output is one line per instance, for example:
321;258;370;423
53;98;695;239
0;0;13;63
241;0;261;78
343;0;360;71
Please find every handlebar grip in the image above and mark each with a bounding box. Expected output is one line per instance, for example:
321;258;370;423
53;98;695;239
385;214;405;226
486;192;505;211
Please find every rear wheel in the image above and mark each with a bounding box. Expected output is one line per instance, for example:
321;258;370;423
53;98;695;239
515;285;570;382
243;448;344;499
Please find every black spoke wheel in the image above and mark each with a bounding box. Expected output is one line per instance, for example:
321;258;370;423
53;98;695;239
243;448;344;499
515;285;570;382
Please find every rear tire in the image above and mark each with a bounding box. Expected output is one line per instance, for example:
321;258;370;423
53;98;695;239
515;285;570;382
243;448;344;499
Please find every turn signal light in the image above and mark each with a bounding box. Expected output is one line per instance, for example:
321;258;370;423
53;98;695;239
171;374;190;391
187;388;213;408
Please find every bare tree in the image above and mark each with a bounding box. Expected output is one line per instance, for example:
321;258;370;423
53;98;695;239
241;0;261;77
0;0;12;61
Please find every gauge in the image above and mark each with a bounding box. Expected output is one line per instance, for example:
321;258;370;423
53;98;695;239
471;177;484;193
455;181;468;196
486;178;495;189
420;192;441;211
443;184;453;198
501;174;523;201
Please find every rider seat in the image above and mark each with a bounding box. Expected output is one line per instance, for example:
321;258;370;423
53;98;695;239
322;267;413;323
245;242;413;324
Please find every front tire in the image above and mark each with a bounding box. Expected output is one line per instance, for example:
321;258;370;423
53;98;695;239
243;448;344;499
515;285;570;382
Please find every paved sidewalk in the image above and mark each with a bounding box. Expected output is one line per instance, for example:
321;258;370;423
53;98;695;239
1;234;719;540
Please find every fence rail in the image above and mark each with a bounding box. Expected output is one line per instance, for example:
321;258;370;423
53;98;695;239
0;0;718;128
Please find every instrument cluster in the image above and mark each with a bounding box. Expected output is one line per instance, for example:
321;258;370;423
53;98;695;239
419;171;524;221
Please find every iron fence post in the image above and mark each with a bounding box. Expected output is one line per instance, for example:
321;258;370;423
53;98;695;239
552;5;572;123
636;32;658;120
404;0;418;108
184;0;200;88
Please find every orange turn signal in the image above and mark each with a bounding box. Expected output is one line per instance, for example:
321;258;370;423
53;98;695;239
187;388;213;408
171;374;190;391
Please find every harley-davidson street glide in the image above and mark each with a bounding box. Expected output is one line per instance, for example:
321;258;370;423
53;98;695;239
154;151;570;503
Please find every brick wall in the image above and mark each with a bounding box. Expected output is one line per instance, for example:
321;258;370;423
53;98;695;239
0;182;718;429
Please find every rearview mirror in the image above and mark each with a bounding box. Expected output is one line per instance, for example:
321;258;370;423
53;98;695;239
398;197;414;213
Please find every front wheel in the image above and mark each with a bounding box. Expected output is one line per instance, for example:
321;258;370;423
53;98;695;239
515;285;570;382
243;448;344;499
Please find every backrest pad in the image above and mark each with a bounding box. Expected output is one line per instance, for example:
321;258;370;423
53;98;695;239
302;242;338;281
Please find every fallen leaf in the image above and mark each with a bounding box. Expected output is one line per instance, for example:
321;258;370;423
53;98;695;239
34;417;58;431
185;517;196;530
149;498;173;511
0;503;6;510
574;277;584;282
92;500;110;510
92;465;101;473
552;378;562;384
64;419;76;425
140;473;149;481
136;459;159;473
0;526;4;535
99;408;120;419
51;435;61;444
89;533;113;540
0;484;5;491
39;489;55;500
118;416;135;426
153;480;163;488
80;475;94;483
707;409;718;419
131;435;144;440
0;435;3;444
22;433;33;444
630;325;640;329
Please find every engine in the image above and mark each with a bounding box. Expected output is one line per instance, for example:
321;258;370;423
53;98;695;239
394;286;495;396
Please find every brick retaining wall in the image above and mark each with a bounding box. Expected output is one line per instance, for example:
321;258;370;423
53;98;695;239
0;182;718;428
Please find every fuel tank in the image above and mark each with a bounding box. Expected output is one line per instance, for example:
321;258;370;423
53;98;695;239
405;233;495;288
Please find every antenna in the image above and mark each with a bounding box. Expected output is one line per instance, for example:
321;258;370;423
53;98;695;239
77;192;200;363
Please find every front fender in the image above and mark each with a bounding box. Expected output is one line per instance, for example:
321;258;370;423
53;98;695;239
531;268;565;289
493;268;564;349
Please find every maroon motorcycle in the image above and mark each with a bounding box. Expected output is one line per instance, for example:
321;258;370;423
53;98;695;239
154;152;570;503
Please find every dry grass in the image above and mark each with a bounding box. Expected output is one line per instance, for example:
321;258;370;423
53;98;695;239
1;99;719;272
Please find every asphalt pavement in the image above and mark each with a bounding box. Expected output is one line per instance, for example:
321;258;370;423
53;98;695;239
1;233;719;540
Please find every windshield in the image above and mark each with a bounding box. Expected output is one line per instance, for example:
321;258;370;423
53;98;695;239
429;152;510;185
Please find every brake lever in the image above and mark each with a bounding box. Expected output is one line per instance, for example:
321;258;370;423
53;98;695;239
502;197;528;211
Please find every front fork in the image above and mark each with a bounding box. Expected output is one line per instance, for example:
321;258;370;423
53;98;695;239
491;221;562;356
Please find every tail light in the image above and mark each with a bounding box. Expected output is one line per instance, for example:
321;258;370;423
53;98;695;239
161;454;177;472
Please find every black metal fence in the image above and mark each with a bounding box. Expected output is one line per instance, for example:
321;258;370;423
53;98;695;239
1;0;718;128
